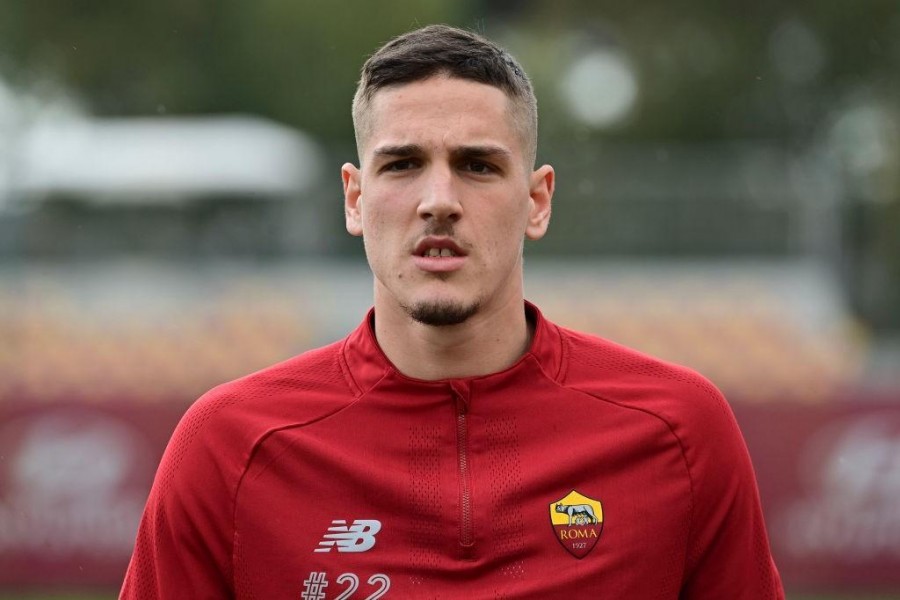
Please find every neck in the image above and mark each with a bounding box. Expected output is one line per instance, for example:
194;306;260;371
373;295;532;381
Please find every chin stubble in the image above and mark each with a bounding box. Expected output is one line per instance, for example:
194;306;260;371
405;300;480;327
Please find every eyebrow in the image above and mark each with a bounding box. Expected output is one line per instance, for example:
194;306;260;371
452;145;513;161
372;143;513;160
372;144;423;158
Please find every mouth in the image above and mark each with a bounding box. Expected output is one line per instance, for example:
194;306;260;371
412;237;467;273
413;238;466;258
422;247;459;258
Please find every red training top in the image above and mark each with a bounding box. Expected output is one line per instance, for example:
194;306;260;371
121;302;784;599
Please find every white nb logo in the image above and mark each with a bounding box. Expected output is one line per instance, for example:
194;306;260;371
314;519;382;553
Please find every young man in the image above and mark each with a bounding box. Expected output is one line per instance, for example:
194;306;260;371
121;25;784;599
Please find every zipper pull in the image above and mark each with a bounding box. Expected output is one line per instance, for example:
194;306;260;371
449;380;471;413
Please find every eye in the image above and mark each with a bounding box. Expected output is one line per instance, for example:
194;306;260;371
383;159;418;172
463;160;495;175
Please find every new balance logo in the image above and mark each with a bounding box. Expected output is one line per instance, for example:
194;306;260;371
314;519;382;553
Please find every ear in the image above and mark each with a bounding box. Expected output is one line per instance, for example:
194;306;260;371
342;163;363;237
525;164;554;240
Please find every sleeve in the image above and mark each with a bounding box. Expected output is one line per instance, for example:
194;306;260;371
678;385;785;599
120;392;241;599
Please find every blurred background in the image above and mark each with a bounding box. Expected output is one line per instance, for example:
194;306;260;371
0;1;899;598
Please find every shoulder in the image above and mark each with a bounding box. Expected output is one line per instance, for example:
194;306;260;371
557;325;737;445
556;325;757;517
181;338;357;449
127;337;364;594
553;324;782;595
555;323;758;514
153;338;359;504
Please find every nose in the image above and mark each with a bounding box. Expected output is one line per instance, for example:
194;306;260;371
417;165;462;223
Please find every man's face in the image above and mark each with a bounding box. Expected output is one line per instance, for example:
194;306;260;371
342;75;553;327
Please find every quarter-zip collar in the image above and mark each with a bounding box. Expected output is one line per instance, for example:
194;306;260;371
340;300;565;396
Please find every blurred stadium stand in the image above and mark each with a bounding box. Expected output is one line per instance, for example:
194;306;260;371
0;259;866;405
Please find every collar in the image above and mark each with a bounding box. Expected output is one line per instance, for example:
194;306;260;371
339;300;564;396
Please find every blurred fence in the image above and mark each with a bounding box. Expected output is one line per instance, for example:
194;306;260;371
3;124;898;331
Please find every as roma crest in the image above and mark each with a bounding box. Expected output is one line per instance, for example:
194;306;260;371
549;490;604;559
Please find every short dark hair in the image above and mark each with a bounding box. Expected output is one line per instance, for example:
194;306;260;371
352;24;538;166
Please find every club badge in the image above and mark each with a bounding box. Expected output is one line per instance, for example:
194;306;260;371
549;490;604;559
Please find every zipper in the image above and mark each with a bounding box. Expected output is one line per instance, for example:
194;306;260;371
453;386;475;552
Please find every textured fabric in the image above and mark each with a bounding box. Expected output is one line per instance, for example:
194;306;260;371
120;302;784;599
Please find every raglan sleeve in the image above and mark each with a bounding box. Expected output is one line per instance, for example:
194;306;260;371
120;390;241;599
678;383;785;599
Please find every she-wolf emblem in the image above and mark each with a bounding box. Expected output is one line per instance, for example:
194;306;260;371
555;502;599;526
